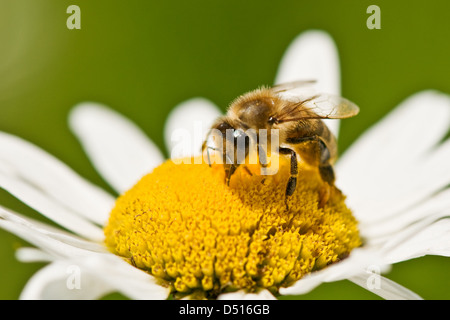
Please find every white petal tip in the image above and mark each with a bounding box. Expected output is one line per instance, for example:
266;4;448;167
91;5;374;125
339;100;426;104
68;101;165;194
164;97;222;159
68;102;107;130
275;30;341;96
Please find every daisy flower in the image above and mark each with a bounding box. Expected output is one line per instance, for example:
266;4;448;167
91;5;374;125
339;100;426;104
0;30;449;300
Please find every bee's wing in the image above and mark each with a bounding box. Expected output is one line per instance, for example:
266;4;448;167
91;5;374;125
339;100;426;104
272;80;318;100
301;94;360;119
272;79;317;92
272;80;359;120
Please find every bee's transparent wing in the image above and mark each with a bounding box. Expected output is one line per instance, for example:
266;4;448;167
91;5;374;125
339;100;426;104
272;80;359;120
272;80;318;101
302;94;360;119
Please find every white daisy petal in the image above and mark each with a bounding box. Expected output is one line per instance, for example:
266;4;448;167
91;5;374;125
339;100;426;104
80;254;171;300
20;256;170;300
275;30;340;95
0;132;114;225
338;91;450;178
15;247;54;263
347;139;450;225
164;97;222;159
349;273;422;300
1;207;170;300
336;90;450;222
279;248;390;296
19;261;114;300
0;174;104;241
69;102;165;194
20;255;170;300
1;208;169;299
0;206;107;257
282;249;422;300
381;217;450;264
361;188;450;240
218;289;276;300
0;218;98;260
274;30;341;137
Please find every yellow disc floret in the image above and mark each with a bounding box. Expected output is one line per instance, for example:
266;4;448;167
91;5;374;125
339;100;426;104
104;157;361;299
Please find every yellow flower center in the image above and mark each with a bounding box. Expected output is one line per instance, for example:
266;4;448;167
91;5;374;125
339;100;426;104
104;157;361;299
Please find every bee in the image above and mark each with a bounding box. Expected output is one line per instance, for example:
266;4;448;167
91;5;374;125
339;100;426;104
202;80;359;206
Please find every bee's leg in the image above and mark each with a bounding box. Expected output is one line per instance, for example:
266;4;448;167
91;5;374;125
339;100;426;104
206;146;212;167
243;166;253;176
318;164;335;185
257;144;266;184
279;148;298;210
287;135;336;207
316;136;335;207
318;184;330;208
257;143;270;176
224;164;238;186
318;164;335;208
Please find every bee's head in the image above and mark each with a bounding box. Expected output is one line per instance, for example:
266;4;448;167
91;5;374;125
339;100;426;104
215;122;250;163
204;120;251;171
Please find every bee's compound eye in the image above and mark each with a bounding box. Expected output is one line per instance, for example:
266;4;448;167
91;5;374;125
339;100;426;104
217;122;234;133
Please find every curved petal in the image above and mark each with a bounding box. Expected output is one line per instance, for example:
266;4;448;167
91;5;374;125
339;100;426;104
164;98;222;159
274;30;341;137
275;30;341;95
279;248;390;296
0;206;107;257
0;173;104;241
361;188;450;241
380;216;450;264
218;289;276;300
20;255;171;300
20;261;114;300
336;90;450;224
349;274;422;300
69;103;165;194
79;254;171;300
0;132;114;226
1;207;170;300
15;247;53;263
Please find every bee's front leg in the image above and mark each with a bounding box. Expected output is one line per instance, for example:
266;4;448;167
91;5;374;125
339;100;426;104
224;163;238;186
278;147;298;210
318;162;335;208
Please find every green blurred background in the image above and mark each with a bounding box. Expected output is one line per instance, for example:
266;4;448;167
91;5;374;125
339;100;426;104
0;0;449;299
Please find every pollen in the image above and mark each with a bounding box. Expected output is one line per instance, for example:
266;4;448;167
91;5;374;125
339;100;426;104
104;157;361;299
